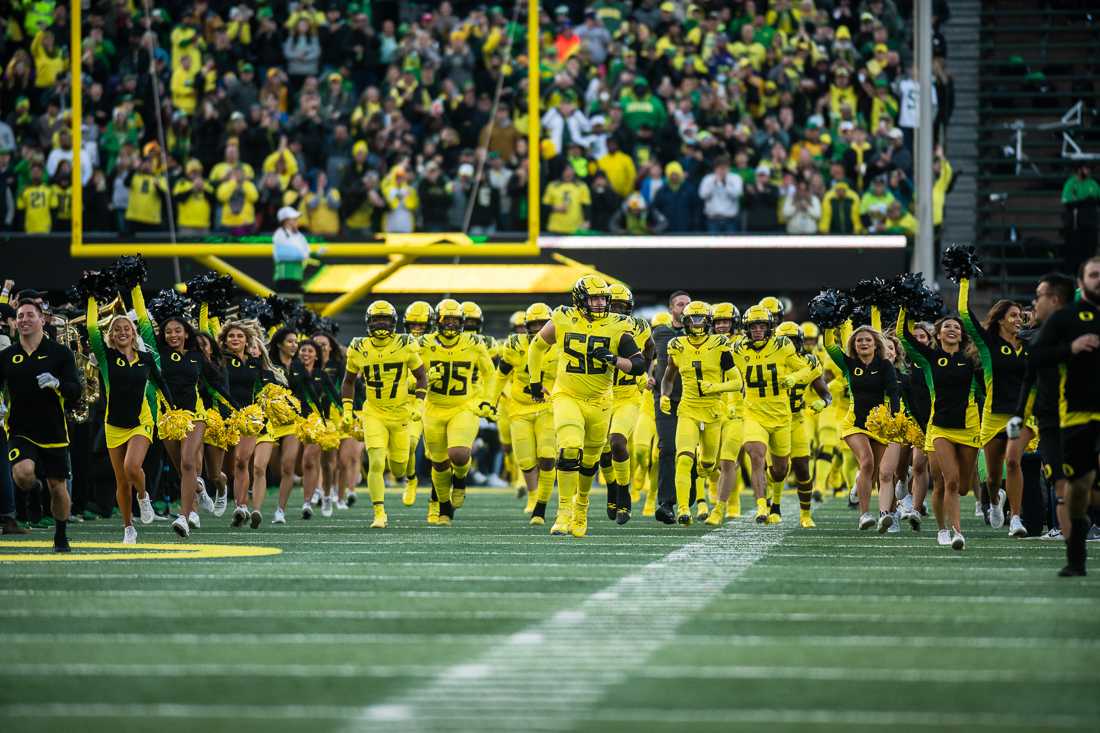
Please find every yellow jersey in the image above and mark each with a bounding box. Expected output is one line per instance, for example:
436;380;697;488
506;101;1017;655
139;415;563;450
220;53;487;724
732;335;810;424
612;316;652;404
18;184;55;233
126;173;167;225
499;333;560;416
544;306;638;405
50;184;72;222
419;332;494;410
668;333;738;420
344;334;423;412
542;180;591;234
787;351;823;420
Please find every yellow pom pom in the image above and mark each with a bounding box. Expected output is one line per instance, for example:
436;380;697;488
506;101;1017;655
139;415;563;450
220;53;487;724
256;383;302;427
296;412;327;445
317;422;342;451
230;404;266;436
865;404;893;443
157;408;195;441
905;421;925;448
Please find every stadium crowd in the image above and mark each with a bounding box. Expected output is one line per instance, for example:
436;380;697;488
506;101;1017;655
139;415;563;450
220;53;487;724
0;0;954;241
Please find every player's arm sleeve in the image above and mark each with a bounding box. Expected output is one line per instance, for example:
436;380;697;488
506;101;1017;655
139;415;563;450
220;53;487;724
707;352;743;394
527;333;550;384
616;332;646;375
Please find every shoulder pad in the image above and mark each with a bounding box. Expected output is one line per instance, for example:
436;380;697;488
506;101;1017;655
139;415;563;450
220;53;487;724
553;305;571;319
667;336;682;352
349;337;366;351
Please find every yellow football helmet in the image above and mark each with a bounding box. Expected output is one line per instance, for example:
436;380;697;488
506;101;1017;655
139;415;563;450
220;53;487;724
742;304;773;344
758;296;784;325
404;301;433;334
711;302;740;334
436;298;464;338
800;321;820;340
571;274;612;319
608;283;634;315
461;301;483;333
366;300;398;339
524;302;552;334
651;311;673;328
682;300;712;336
509;309;527;333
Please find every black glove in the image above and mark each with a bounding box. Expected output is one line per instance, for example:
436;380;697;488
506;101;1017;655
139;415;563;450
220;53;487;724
528;381;544;402
590;346;616;365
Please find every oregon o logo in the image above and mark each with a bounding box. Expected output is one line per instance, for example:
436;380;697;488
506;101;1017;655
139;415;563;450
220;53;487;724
937;357;949;367
116;357;127;367
1063;463;1075;478
1042;464;1053;479
853;367;864;376
1080;311;1094;321
231;358;241;367
7;448;18;461
170;352;182;362
11;354;23;364
1000;345;1013;356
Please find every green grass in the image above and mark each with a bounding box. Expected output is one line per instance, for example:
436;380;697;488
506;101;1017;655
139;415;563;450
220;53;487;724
1;488;1098;733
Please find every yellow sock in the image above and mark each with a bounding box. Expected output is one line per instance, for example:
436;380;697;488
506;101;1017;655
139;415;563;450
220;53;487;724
813;455;832;494
537;467;556;502
578;465;596;500
452;460;471;480
431;466;453;503
675;454;694;511
768;475;784;506
558;470;578;510
366;447;387;506
613;456;631;489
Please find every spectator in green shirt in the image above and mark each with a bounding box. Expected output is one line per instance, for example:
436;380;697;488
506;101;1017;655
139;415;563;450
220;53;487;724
1062;164;1100;272
620;78;667;133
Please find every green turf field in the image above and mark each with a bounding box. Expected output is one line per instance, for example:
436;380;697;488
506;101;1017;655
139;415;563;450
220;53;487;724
1;489;1098;732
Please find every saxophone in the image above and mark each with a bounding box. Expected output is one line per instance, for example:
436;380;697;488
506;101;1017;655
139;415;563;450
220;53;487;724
52;296;120;424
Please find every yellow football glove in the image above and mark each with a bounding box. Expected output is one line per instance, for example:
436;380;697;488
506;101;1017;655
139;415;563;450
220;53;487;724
411;397;424;422
810;399;827;414
698;381;715;395
659;395;672;414
779;374;798;390
427;363;446;386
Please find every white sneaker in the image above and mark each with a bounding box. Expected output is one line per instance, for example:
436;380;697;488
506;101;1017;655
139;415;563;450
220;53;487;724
849;485;859;505
989;489;1006;529
951;530;966;551
485;473;508;488
1040;527;1063;541
877;511;893;534
302;502;314;520
336;500;349;511
230;505;249;528
321;492;334;517
974;499;984;518
894;480;906;500
937;529;951;546
197;481;215;513
272;507;286;525
909;510;923;532
887;512;901;533
213;491;228;517
138;494;155;524
346;491;358;507
1008;515;1027;538
187;511;201;529
858;512;875;530
311;490;323;506
902;494;914;515
172;515;189;538
123;525;138;544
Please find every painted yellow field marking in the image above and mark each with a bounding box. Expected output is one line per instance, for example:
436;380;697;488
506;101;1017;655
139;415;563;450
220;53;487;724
0;541;283;562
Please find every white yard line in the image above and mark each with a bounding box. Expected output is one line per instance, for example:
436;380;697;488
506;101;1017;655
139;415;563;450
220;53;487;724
342;521;791;732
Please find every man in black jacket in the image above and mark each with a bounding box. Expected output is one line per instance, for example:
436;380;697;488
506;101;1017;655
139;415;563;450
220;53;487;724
650;290;691;523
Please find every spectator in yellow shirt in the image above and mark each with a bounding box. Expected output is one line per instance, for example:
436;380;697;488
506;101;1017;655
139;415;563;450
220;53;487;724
596;138;637;199
216;168;259;234
819;179;863;235
263;142;300;189
49;161;73;230
125;157;169;232
381;166;419;234
542;166;591;234
304;172;341;236
170;53;200;115
17;163;56;233
173;159;214;233
884;200;917;238
31;28;65;89
210;139;256;186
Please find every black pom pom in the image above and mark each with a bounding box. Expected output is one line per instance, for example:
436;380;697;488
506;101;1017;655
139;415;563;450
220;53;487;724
75;270;117;302
807;289;852;328
910;289;946;322
263;295;305;330
847;277;890;307
941;244;983;283
888;273;927;309
319;317;339;336
238;297;274;325
185;274;237;315
148;288;194;324
109;255;148;290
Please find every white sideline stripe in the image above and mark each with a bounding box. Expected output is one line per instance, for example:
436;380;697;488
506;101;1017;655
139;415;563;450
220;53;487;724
539;234;907;250
346;520;793;732
1;703;1088;729
3;632;1096;650
1;588;1093;605
0;663;1090;685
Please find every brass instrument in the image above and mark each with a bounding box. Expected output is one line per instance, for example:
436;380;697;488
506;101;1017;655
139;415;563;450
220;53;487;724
52;296;123;424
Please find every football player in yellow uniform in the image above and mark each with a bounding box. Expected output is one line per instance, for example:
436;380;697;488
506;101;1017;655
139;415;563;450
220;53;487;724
499;310;529;499
401;301;434;508
759;296;785;326
342;300;427;528
601;284;654;525
660;301;742;525
800;321;832;501
704;303;747;525
488;303;560;525
527;275;647;538
732;305;816;524
774;321;831;527
419;299;496;524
